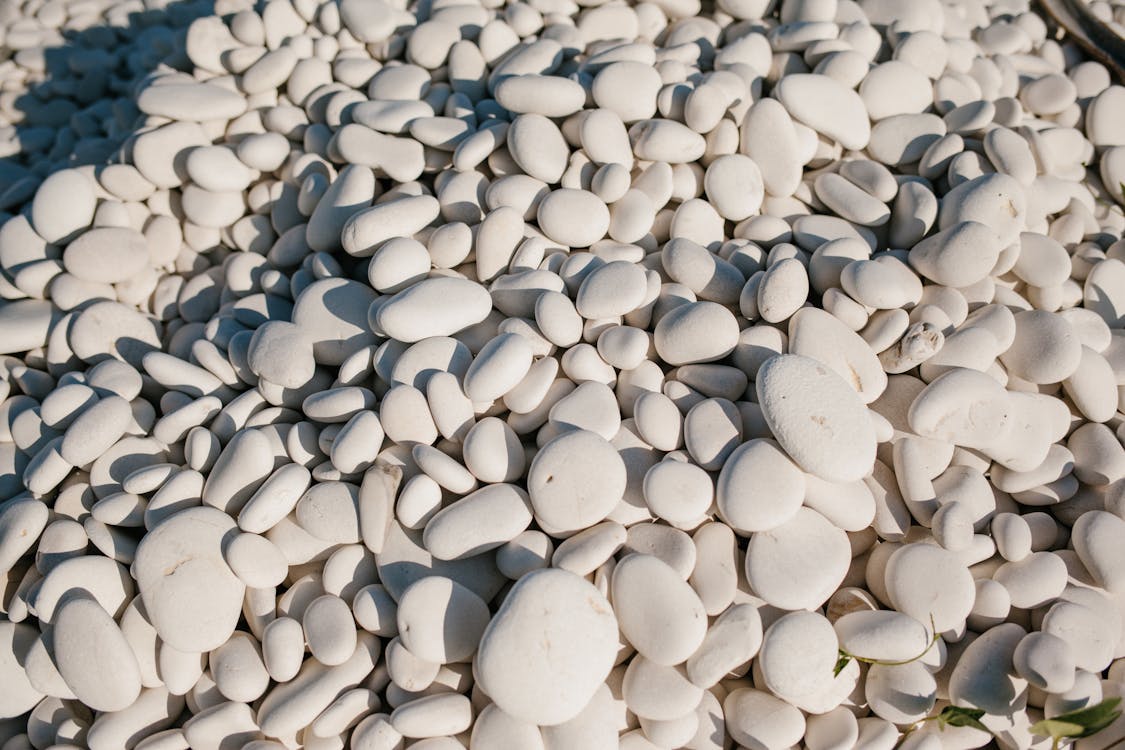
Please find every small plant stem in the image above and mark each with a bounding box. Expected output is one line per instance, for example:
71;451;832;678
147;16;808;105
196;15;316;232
839;614;941;669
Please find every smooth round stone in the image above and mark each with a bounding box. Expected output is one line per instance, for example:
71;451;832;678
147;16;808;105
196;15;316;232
397;575;490;664
423;483;533;561
612;554;707;666
477;568;618;726
625;524;695;578
906;368;1010;451
462;417;524;484
1013;631;1076;693
1071;510;1125;594
622;655;703;720
805;707;860;750
0;300;56;355
291;278;378;366
0;498;48;572
180;184;245;228
756;354;877;482
948;622;1026;715
865;661;937;724
745;507;850;611
643;460;713;527
63;227;149;284
634;392;684;453
860;61;933;120
999;310;1083;384
592;61;661;123
132;121;211;189
507;114;570;183
375;518;507;604
814;173;890;227
527;429;626;536
368;237;430;294
295;480;362;543
391;337;473;390
630;119;707;163
983;126;1036;184
833;610;931;662
1021;73;1077;116
304;595;357;667
59;395;132;467
775;73;871;150
663;238;746;305
210;632;270;703
1041;600;1115;673
308;165;378;254
759;611;838;703
1069;423;1125;486
133;506;246;652
470;703;546;749
0;622;44;718
70;300;162;367
1062;346;1118;423
716;438;805;533
1085;258;1125;328
938;173;1026;248
704;154;765;221
34;555;134;624
885;543;975;634
724;688;806;750
31;169;96;244
550;521;623;578
907;221;1000;288
247;321;316;389
537;189;610;248
377;277;493;342
788;307;886;404
757;258;809;323
341;195;439;257
575;260;650;319
462;333;534;403
339;0;397;41
993;551;1068;609
203;429;276;517
740;98;803;197
550;381;622;439
868;114;947;166
654;301;740;366
496;530;554;581
686;603;763;688
839;256;922;310
1084;85;1125;147
223;532;288;588
682;398;742;472
234;465;308;537
494;74;587;117
256;632;380;739
136;81;248;121
185;145;255;193
53;592;142;712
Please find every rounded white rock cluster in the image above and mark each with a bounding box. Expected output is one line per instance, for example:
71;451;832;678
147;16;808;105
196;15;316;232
0;0;1125;748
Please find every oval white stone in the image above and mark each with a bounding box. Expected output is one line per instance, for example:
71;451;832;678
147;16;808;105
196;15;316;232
756;354;877;482
133;506;245;652
477;568;618;726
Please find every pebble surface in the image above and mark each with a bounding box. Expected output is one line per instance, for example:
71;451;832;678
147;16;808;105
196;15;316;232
0;0;1124;747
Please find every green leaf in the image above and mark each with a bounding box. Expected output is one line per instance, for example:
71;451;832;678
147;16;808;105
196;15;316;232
1030;719;1086;740
833;652;851;677
936;706;989;733
1031;698;1123;740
